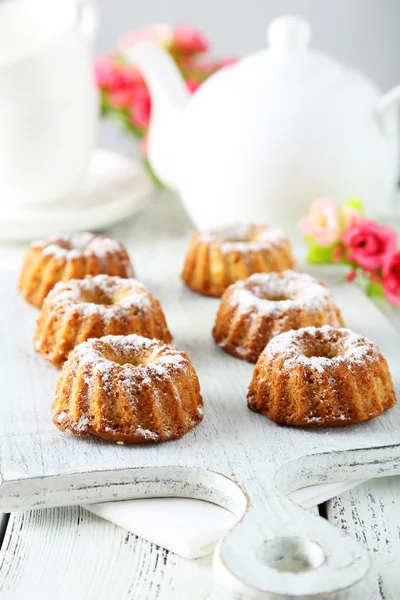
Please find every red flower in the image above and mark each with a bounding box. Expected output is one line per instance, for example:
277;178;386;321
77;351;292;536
345;270;357;282
108;88;135;108
172;25;209;55
382;250;400;306
129;88;151;128
343;219;397;271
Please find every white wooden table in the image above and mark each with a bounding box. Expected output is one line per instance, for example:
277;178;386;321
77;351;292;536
0;192;399;600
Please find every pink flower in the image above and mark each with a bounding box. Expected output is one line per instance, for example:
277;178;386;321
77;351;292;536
129;88;151;127
94;56;121;90
343;220;397;271
186;78;201;94
382;250;400;306
172;25;209;55
119;24;174;52
298;197;342;247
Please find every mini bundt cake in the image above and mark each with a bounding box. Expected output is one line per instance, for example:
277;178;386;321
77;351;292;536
53;334;204;443
182;224;296;297
35;274;172;367
19;232;134;308
247;325;396;427
213;271;344;362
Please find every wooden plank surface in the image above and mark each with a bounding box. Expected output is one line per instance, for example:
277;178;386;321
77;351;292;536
327;476;400;600
0;504;320;600
0;506;212;600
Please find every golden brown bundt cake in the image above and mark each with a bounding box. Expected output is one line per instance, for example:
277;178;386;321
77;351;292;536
19;232;134;308
213;271;344;362
53;334;204;443
247;325;396;427
181;224;296;297
35;274;172;367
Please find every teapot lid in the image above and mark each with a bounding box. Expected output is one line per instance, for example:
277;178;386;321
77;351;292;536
232;15;342;87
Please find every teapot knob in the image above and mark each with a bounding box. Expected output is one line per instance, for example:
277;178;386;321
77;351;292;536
267;15;311;53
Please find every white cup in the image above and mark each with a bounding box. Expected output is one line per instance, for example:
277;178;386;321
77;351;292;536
0;0;98;207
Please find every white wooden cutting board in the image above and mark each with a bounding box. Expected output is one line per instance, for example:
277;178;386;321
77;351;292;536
1;230;400;598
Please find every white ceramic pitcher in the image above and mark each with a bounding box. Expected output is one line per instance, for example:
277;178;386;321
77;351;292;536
0;0;98;208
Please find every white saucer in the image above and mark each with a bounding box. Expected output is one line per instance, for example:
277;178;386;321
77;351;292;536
0;149;153;241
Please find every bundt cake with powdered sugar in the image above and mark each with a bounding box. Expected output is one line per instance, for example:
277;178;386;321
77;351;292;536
19;232;134;308
35;274;172;367
213;271;344;362
247;325;396;427
53;334;204;443
182;224;296;297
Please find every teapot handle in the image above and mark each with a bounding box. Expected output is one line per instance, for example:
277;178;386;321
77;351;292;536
77;0;98;46
377;84;400;138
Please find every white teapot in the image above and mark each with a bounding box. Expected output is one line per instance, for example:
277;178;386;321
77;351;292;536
131;15;400;232
0;0;98;207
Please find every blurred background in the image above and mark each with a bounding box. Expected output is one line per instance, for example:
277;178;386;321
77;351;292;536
97;0;400;154
2;0;400;248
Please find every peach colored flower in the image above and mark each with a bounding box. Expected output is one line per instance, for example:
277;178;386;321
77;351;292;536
298;197;342;247
119;24;174;53
343;220;397;271
172;25;209;54
382;250;400;306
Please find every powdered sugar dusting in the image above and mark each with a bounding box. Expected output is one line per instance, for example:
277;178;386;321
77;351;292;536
227;271;338;317
198;224;288;253
72;334;190;381
46;275;153;322
32;232;126;260
264;325;379;376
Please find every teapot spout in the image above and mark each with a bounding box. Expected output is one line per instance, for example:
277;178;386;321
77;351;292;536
377;85;400;138
128;43;190;189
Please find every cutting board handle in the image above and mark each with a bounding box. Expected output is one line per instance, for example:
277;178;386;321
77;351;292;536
212;475;374;599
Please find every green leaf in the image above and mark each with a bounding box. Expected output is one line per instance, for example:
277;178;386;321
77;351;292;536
306;243;336;264
365;281;384;298
342;197;364;215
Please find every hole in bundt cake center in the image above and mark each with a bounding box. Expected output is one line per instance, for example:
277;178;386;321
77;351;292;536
250;285;291;302
104;352;145;366
261;292;290;302
223;235;251;243
81;291;114;306
56;239;73;251
303;343;342;359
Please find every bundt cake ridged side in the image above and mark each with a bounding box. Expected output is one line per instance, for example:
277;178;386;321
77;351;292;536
247;325;396;427
182;224;296;297
53;335;204;443
19;233;134;308
213;271;344;362
35;275;172;367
